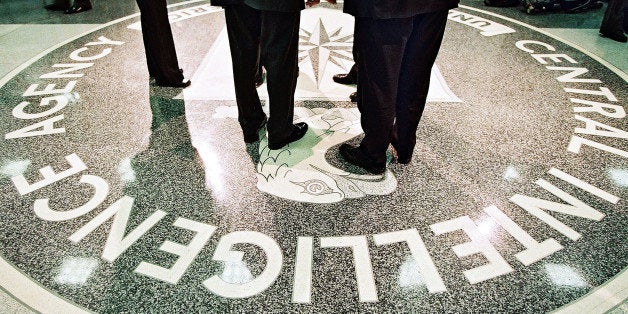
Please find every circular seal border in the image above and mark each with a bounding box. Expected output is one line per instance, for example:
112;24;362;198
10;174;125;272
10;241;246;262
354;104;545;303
0;2;625;312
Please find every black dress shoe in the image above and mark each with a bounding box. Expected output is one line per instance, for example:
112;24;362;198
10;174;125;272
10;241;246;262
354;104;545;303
64;2;92;14
390;140;411;164
156;79;191;88
333;72;357;85
599;30;627;43
339;144;386;174
349;91;357;102
268;122;308;150
243;116;267;143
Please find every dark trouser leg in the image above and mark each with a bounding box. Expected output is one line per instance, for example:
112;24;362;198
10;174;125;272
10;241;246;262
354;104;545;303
73;0;91;6
348;63;357;78
54;0;71;7
45;0;70;10
600;0;626;34
393;11;449;159
223;4;266;133
259;10;301;143
350;38;359;80
601;0;624;32
255;45;263;84
349;32;359;99
624;2;628;32
354;17;412;164
136;0;184;83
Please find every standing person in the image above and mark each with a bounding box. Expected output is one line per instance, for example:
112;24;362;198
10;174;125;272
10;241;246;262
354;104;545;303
210;0;309;149
599;0;627;42
136;0;191;88
338;0;459;174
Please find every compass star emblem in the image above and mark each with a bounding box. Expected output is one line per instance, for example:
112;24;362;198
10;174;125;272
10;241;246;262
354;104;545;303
299;18;353;88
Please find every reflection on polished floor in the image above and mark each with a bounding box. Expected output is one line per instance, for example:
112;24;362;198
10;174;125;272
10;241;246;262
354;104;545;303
0;0;626;313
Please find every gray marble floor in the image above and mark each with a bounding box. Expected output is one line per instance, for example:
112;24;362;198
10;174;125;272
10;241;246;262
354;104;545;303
0;0;626;313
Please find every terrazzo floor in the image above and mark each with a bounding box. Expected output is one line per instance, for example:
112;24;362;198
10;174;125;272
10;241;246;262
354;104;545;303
0;0;626;313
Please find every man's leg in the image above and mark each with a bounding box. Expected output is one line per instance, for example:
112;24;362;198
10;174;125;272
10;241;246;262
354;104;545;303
137;0;185;84
353;16;412;164
259;9;302;144
393;10;449;162
223;4;267;140
600;0;627;42
45;0;70;11
333;63;357;85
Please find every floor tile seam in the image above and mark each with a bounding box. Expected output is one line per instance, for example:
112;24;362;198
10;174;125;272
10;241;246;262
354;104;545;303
0;24;25;40
607;299;628;312
0;284;35;313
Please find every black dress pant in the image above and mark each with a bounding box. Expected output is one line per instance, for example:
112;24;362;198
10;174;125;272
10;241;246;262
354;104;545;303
136;0;184;84
223;3;300;142
353;10;449;164
49;0;91;9
600;0;626;34
51;0;70;8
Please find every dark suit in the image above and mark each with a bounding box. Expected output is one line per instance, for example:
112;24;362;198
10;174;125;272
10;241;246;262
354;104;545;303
210;0;304;143
345;0;457;19
345;0;459;164
136;0;185;84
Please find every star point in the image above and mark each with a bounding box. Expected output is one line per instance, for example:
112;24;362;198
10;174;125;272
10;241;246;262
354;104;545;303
299;18;354;88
